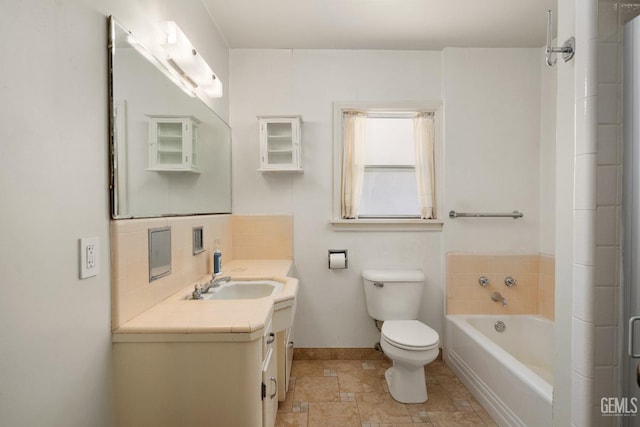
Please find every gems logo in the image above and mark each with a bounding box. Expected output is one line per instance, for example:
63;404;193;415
601;398;638;416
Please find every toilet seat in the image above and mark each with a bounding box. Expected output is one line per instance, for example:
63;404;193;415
382;320;439;351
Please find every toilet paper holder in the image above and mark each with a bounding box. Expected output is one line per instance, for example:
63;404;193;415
328;249;348;269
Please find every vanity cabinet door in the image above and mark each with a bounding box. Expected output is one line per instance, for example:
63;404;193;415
277;328;294;401
262;347;278;427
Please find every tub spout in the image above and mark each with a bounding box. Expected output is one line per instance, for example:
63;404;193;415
491;292;508;307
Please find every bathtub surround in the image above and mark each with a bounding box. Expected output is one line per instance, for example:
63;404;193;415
446;253;555;319
110;214;292;329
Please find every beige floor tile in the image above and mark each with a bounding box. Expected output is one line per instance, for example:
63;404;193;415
277;357;497;427
278;383;295;413
433;374;474;400
275;412;308;427
323;359;363;373
356;391;414;424
380;424;434;427
294;376;339;402
426;360;457;377
470;401;499;427
427;410;488;426
338;367;386;393
307;401;360;427
291;360;325;377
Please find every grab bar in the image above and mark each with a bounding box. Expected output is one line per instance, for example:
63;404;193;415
449;210;523;219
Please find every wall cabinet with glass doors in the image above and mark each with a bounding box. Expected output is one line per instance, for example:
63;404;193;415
258;115;303;172
147;115;200;173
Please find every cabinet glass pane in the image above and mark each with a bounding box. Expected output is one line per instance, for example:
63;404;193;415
267;149;293;165
156;122;183;165
265;122;293;165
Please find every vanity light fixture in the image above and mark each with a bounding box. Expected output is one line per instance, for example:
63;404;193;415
125;34;195;98
161;21;223;98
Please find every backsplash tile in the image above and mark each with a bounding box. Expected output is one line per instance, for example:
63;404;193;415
232;215;293;260
111;215;233;330
446;253;554;319
111;214;294;330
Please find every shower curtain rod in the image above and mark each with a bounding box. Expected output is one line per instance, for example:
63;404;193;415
449;210;523;219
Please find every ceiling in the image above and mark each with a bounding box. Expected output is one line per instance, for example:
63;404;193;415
203;0;557;50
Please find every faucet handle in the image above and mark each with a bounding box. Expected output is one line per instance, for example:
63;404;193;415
504;276;517;287
478;276;490;287
192;284;203;300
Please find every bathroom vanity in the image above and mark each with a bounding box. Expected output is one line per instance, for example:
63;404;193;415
112;260;297;427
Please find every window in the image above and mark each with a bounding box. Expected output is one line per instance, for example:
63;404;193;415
336;106;438;225
359;116;421;217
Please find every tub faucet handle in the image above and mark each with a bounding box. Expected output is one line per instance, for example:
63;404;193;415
504;276;517;288
478;276;490;287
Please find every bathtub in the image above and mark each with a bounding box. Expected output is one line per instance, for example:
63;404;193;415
445;314;553;427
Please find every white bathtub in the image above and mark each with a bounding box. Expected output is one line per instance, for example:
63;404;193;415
445;314;553;427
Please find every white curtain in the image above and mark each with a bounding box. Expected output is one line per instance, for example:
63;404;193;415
341;112;367;218
414;113;436;219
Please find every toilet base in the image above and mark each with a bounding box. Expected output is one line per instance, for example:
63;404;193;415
385;364;428;404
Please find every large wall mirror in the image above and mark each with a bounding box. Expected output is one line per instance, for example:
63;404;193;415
108;17;231;219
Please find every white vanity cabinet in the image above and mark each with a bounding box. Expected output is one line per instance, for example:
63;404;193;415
113;324;277;427
258;115;303;172
148;115;200;172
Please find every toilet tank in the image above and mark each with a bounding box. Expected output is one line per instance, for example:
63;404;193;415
362;269;425;320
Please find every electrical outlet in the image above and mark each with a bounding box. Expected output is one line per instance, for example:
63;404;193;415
80;237;100;279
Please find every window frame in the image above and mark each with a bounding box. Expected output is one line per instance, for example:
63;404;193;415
332;101;444;231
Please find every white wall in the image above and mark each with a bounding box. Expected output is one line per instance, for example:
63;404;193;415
442;48;543;254
0;1;228;425
230;49;444;346
230;48;546;348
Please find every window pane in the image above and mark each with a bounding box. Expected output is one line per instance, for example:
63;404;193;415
364;118;415;165
358;167;420;217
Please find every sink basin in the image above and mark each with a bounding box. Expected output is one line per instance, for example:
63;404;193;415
199;280;283;300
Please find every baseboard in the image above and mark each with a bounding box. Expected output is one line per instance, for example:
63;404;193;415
293;347;443;361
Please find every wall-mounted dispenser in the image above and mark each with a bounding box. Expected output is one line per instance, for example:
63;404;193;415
148;226;171;281
328;250;348;269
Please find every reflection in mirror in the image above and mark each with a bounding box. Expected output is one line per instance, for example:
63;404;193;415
108;17;231;218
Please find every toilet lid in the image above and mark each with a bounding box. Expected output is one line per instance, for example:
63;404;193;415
381;320;439;350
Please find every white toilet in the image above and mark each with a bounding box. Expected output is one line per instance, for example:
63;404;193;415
362;269;440;404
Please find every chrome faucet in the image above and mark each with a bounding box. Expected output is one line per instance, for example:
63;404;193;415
491;292;508;307
191;276;231;300
202;275;231;294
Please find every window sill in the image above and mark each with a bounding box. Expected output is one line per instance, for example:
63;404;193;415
330;218;444;232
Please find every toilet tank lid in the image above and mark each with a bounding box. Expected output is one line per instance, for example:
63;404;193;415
362;269;425;282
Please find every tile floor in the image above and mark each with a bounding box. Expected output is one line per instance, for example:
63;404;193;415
275;357;498;427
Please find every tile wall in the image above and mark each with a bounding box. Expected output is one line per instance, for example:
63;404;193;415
232;215;293;260
446;253;554;319
593;0;640;423
110;214;293;330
